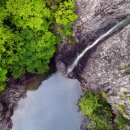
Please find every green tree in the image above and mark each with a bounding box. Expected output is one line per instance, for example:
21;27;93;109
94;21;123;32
6;0;52;30
0;0;77;90
55;0;78;36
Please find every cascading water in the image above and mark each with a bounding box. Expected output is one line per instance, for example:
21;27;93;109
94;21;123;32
66;16;130;75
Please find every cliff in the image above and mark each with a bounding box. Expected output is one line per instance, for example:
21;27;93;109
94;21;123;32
56;0;130;121
0;0;130;129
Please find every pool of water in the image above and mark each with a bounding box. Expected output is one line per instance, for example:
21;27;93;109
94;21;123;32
11;72;83;130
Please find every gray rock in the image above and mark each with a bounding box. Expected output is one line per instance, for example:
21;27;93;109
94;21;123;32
56;0;130;121
0;82;26;130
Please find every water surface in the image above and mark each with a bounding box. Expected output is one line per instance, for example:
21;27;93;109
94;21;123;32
11;72;82;130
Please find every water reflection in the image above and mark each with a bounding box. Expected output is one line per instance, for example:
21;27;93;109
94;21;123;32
11;72;82;130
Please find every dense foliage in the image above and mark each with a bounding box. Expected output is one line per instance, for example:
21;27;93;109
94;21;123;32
117;113;130;129
0;0;77;90
79;92;114;130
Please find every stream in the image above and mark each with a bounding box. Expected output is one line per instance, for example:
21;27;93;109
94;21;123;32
11;72;83;130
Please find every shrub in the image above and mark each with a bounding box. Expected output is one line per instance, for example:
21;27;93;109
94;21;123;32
117;113;130;129
79;92;114;130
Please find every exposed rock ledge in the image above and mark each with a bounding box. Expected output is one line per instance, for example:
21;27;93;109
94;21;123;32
56;0;130;121
0;74;44;130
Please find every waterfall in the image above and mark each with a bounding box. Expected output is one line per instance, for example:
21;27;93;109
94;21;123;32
66;16;130;75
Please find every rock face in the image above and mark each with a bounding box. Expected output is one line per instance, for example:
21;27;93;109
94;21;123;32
0;79;26;130
0;73;45;130
56;0;130;120
0;72;46;130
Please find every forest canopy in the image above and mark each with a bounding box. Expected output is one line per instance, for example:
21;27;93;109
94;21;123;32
0;0;77;90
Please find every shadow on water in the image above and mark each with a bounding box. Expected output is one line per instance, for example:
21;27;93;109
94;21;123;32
11;72;83;130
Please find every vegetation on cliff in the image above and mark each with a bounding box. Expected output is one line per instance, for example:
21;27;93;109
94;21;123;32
79;91;130;130
79;92;114;130
0;0;77;90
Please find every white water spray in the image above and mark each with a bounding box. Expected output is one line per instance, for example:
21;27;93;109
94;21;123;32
67;16;130;75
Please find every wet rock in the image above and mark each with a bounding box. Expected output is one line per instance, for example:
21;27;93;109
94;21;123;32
56;0;130;121
0;81;26;130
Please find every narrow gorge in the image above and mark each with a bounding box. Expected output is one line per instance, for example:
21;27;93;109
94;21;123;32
0;0;130;130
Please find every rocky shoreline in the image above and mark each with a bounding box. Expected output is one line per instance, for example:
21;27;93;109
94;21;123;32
0;73;46;130
0;78;26;130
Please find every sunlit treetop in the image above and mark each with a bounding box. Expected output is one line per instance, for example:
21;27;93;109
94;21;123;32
0;0;77;90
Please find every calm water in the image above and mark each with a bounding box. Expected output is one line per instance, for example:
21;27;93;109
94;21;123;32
11;72;83;130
